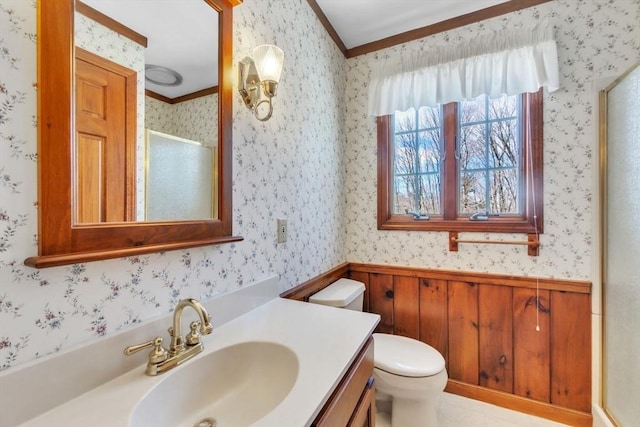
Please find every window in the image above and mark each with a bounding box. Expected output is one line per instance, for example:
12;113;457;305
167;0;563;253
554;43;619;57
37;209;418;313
377;89;543;233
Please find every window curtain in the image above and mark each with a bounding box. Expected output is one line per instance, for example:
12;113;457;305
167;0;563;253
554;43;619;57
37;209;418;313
368;21;559;116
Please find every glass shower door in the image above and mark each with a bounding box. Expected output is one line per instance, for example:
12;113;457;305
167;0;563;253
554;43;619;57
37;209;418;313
601;62;640;426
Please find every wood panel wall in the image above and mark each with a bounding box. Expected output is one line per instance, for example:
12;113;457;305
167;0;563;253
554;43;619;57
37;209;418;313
281;263;592;426
348;264;592;426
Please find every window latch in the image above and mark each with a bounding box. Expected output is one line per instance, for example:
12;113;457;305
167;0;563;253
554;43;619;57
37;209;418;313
405;209;430;221
469;212;499;221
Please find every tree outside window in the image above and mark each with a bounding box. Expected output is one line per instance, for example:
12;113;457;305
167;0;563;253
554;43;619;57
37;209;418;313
378;90;543;234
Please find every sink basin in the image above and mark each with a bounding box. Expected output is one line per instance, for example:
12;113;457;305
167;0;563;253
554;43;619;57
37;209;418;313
130;341;299;427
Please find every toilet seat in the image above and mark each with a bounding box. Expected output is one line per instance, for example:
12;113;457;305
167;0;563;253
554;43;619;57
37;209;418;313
373;333;445;377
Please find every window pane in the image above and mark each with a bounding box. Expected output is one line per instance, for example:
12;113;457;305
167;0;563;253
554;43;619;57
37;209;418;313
489;169;518;213
418;131;441;173
458;93;522;217
393;176;414;214
418;174;441;214
460;95;486;124
394;133;417;175
459;124;486;170
488;119;518;168
459;171;486;215
392;106;442;215
489;94;517;120
418;105;441;129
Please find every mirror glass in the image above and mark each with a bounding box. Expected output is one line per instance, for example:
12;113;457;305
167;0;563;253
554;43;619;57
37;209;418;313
75;0;219;223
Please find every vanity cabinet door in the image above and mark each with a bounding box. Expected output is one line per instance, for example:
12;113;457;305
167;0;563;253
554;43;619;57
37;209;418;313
348;377;376;427
313;337;374;427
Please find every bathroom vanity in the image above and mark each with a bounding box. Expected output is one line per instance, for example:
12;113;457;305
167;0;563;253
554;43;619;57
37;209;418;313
1;278;380;427
313;337;376;427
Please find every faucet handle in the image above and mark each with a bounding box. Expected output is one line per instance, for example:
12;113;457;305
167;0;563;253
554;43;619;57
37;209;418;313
186;321;202;346
123;337;168;364
201;314;214;335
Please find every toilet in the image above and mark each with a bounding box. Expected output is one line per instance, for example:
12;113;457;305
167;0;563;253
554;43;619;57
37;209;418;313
309;278;447;427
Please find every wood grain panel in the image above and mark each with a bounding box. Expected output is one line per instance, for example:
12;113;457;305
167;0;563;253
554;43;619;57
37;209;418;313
369;273;394;334
513;288;550;402
283;263;592;423
349;271;370;312
419;278;448;362
75;51;131;223
347;378;375;427
393;276;419;339
313;338;374;427
550;292;591;412
77;78;106;118
448;281;479;384
478;285;513;393
75;135;103;223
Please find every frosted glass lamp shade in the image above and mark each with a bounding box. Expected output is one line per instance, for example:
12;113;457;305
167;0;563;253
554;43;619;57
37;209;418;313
237;44;284;121
252;45;284;83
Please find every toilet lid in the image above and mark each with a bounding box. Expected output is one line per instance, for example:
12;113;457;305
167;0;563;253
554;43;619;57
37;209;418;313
373;333;445;378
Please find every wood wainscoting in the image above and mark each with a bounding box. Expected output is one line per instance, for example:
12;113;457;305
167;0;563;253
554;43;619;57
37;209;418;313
281;263;592;427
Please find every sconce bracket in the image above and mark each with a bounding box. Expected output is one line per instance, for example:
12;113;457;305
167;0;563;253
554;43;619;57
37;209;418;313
238;56;275;121
238;57;260;110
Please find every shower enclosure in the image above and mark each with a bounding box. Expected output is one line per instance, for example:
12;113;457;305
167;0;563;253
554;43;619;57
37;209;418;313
600;62;639;426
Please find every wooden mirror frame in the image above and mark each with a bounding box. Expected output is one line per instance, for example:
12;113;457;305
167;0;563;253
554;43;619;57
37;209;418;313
25;0;243;268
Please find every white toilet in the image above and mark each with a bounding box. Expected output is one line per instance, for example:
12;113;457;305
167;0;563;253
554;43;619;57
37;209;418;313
309;278;447;427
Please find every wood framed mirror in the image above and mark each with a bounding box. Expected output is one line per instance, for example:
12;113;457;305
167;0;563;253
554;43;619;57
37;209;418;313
25;0;243;268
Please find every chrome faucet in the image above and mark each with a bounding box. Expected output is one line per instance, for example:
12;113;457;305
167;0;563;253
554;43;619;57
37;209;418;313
123;298;214;376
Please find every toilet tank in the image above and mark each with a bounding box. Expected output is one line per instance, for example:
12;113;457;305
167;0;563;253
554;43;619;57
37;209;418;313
308;278;365;311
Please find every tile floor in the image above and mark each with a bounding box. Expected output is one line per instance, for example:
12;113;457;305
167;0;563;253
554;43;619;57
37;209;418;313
376;392;570;427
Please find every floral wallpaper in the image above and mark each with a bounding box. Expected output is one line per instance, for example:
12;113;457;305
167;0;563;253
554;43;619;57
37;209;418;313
146;96;176;135
344;0;640;280
1;0;637;375
146;93;219;147
0;0;347;371
175;95;219;146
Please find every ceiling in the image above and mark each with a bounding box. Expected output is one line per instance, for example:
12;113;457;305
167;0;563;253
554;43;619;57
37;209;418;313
81;0;219;99
314;0;510;49
79;0;513;99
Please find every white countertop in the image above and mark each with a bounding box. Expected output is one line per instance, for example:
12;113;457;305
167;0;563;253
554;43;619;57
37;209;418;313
17;298;380;427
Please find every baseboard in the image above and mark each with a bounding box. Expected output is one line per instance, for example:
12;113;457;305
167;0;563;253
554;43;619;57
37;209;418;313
445;380;593;427
592;404;617;427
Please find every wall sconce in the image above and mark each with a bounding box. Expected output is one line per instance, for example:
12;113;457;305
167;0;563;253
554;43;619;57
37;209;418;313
238;45;284;121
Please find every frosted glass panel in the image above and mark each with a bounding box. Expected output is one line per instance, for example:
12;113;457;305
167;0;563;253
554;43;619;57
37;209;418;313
146;130;214;221
603;64;640;426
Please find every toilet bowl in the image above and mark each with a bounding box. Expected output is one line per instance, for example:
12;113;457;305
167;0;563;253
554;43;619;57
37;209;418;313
373;333;447;427
309;278;448;427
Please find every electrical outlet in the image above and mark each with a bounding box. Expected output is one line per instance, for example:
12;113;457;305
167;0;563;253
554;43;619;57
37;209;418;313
277;219;287;243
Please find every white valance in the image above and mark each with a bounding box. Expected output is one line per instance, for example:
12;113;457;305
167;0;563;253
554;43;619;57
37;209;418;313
368;21;560;116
